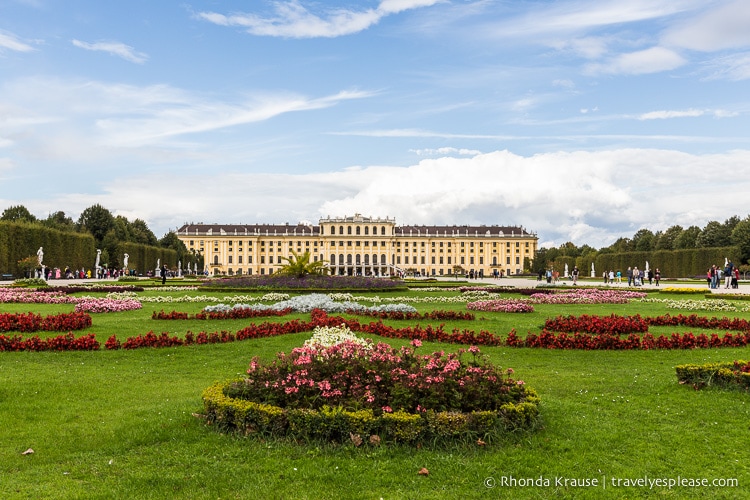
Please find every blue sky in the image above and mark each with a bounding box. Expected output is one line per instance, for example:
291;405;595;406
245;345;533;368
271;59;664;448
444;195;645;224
1;0;749;248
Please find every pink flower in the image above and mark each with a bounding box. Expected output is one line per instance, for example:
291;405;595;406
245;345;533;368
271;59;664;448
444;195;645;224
382;406;393;413
411;339;422;348
468;345;480;355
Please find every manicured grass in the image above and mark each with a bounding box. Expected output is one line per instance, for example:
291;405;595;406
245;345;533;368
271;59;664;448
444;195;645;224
1;287;749;499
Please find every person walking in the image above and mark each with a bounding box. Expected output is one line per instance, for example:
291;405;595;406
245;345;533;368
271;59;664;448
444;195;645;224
571;266;579;285
654;268;661;286
627;267;633;286
161;264;168;285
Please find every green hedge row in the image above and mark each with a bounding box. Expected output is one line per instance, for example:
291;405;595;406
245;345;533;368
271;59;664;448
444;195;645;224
116;241;177;276
0;221;178;277
0;221;95;276
675;360;750;391
202;381;541;445
550;247;739;279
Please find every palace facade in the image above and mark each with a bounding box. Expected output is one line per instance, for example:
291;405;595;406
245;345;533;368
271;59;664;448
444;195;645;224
176;214;537;277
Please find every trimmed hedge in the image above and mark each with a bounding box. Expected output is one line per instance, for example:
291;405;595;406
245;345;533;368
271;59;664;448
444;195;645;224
675;360;750;391
201;381;541;445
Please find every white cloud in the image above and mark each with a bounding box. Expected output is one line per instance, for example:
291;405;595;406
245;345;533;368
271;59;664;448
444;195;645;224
585;46;686;75
638;108;739;120
703;52;750;81
197;0;442;38
639;109;704;120
0;77;374;160
72;39;148;64
0;29;35;53
484;0;699;39
18;148;748;249
410;147;483;156
663;0;750;52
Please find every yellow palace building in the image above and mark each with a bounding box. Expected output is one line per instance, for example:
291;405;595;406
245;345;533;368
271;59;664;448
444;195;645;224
176;214;537;278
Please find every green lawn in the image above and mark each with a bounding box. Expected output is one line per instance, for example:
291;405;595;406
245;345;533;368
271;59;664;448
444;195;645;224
1;287;749;499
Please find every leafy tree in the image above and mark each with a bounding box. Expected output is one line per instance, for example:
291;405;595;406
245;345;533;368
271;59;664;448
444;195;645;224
77;204;115;245
673;225;700;249
159;231;188;263
579;244;597;257
277;250;328;278
558;242;580;258
131;219;158;246
632;229;655;251
696;221;730;248
41;211;75;232
730;217;750;264
654;225;684;250
1;205;37;223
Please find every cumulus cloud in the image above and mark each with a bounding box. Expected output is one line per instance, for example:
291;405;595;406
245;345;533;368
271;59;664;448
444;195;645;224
197;0;442;38
72;39;148;64
16;148;750;249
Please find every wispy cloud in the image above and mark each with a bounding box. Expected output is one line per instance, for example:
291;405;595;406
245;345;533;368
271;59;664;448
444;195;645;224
72;39;148;64
0;29;36;53
585;46;686;75
410;147;483;156
197;0;442;38
662;0;750;52
639;108;739;120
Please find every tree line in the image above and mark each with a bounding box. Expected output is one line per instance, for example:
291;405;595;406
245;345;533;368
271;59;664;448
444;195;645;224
1;204;198;276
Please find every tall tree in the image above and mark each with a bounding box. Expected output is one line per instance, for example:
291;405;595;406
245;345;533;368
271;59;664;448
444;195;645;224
1;205;37;223
41;211;75;232
131;219;158;246
673;225;700;249
76;204;115;245
730;217;750;264
654;225;683;250
696;221;729;248
632;229;655;251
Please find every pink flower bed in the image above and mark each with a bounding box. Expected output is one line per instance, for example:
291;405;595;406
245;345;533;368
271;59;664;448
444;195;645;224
467;299;534;313
0;289;77;304
528;288;646;304
74;298;142;313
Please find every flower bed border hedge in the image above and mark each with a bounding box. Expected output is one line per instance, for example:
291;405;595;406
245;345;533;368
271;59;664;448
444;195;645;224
675;360;750;391
201;381;541;445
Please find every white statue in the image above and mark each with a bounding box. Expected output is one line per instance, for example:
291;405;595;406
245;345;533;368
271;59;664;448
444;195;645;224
725;257;729;268
95;249;101;269
194;262;198;274
645;261;650;273
564;263;569;278
37;247;44;266
590;262;596;277
156;258;161;277
177;260;182;277
123;253;129;269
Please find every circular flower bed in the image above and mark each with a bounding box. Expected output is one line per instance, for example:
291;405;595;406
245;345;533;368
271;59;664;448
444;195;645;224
201;327;540;445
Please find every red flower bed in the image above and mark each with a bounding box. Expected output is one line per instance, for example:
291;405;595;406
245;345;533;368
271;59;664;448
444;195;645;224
544;314;649;335
506;330;750;350
0;333;100;351
151;308;293;320
0;312;92;332
646;314;750;332
350;310;475;321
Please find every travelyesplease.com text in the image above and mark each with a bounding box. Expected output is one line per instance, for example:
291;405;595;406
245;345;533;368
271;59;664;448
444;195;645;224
484;475;738;490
